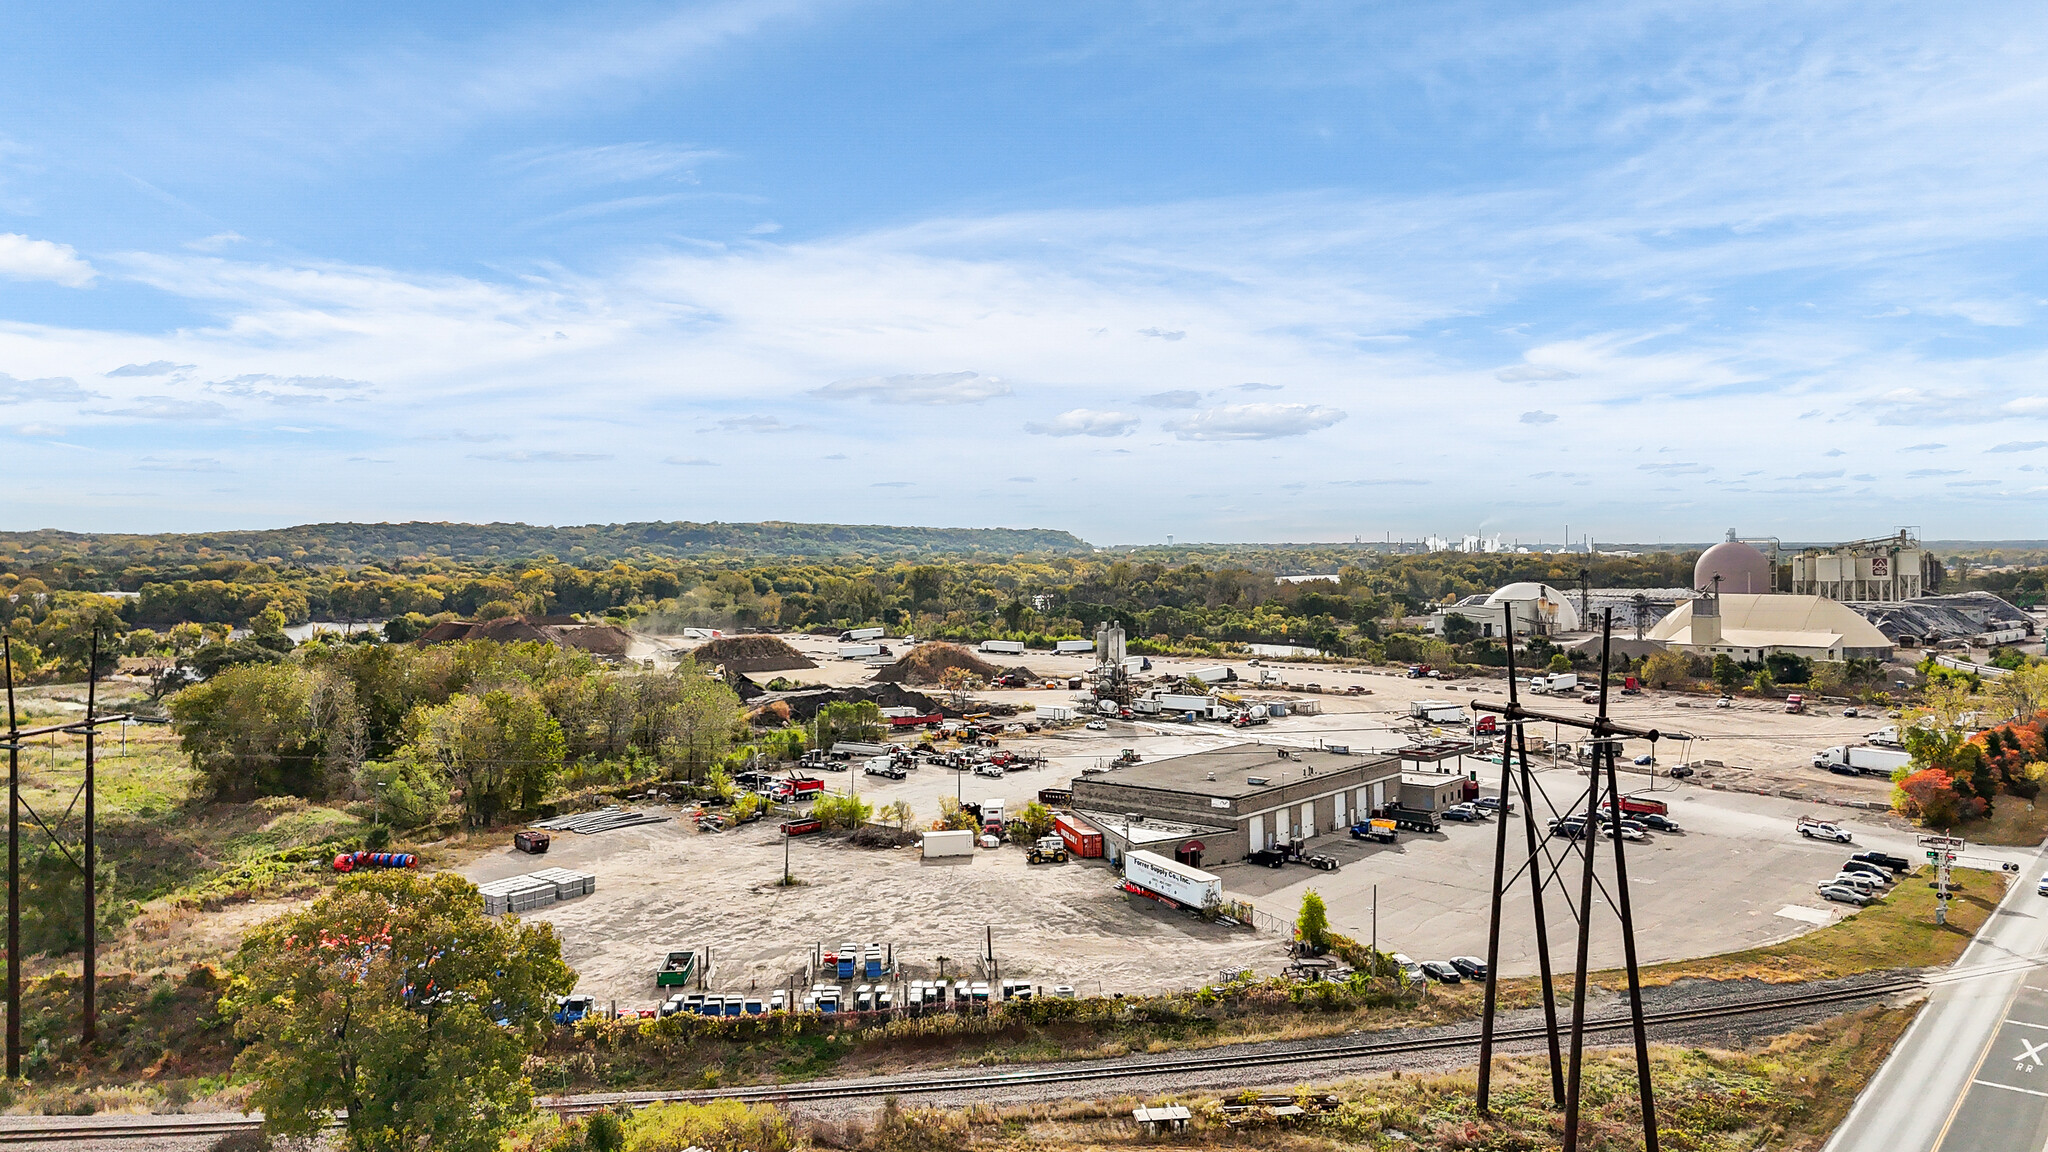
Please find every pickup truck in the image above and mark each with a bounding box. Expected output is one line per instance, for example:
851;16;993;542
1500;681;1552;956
1796;816;1853;843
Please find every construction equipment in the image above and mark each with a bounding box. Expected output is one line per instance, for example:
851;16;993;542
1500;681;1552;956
1350;818;1397;844
1113;749;1142;767
1027;836;1069;864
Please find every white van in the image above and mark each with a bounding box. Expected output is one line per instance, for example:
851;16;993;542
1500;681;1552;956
1390;953;1426;986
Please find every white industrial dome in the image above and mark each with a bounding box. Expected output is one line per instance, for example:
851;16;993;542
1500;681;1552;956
1485;582;1582;632
1695;530;1773;594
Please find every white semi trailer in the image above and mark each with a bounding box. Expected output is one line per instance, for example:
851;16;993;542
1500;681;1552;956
1121;850;1222;910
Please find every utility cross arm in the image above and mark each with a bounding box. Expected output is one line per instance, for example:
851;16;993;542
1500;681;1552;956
1473;700;1660;742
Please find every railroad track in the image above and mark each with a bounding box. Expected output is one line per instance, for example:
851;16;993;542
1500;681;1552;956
0;975;1920;1143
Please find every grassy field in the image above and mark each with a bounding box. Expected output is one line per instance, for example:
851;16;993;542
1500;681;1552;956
1963;797;2048;847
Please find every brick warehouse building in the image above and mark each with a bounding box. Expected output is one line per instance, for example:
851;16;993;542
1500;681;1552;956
1067;743;1403;865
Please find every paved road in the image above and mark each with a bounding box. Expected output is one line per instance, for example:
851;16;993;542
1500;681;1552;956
1825;841;2048;1152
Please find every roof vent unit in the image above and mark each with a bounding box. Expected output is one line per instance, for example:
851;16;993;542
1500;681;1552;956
1276;748;1291;759
1206;772;1216;781
1126;813;1143;824
1245;776;1270;786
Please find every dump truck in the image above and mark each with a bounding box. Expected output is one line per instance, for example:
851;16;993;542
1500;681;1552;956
656;950;699;987
1349;818;1398;844
1383;804;1442;833
1027;836;1070;864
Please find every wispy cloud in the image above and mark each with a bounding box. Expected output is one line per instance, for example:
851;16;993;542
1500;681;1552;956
1138;327;1185;341
468;450;613;463
663;455;716;466
1137;390;1202;408
135;456;226;472
1520;410;1558;424
1165;403;1345;441
88;396;225;420
107;361;193;377
810;371;1009;405
1024;408;1140;437
709;415;803;433
0;374;101;403
1990;441;2048;453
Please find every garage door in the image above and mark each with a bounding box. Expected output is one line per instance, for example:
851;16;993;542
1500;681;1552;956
1248;813;1265;852
1300;801;1314;837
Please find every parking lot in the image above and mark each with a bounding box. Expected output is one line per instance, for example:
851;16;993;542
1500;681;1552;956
464;635;1972;1007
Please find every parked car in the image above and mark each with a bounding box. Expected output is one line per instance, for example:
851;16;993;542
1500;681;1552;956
1839;860;1892;884
1581;693;1601;705
2039;873;2048;897
1668;764;1696;779
1640;813;1682;833
1549;818;1589;840
1632;753;1656;766
1817;882;1873;906
1715;697;1733;709
1420;960;1463;984
1449;956;1489;980
1085;720;1108;731
1843;707;1860;718
1474;796;1516;815
1605;824;1649;842
1829;871;1884;894
1851;850;1911;873
1441;803;1484;823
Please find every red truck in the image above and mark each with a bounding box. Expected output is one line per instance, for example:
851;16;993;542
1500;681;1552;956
1602;793;1669;817
888;712;944;728
770;775;825;802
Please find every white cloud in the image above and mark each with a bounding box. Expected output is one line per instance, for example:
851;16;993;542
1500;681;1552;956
1520;410;1558;424
1024;408;1140;437
664;455;716;466
1907;468;1964;478
0;374;101;403
469;451;613;463
1138;390;1202;408
810;371;1009;405
1638;462;1710;476
135;456;227;472
1165;403;1346;441
1902;442;1946;451
0;233;95;288
1496;365;1579;383
88;396;226;420
1138;327;1185;341
11;423;63;437
107;361;194;377
711;415;802;433
501;142;720;186
1990;441;2048;453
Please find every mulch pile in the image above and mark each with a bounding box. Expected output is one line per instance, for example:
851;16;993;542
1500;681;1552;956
870;643;1000;685
692;635;818;674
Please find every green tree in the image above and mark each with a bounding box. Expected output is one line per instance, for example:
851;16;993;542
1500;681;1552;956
223;871;575;1152
1546;653;1572;674
1441;614;1480;644
357;752;452;828
1639;649;1691;689
813;700;884;752
1711;654;1743;693
1016;800;1055;839
1297;889;1331;953
408;689;565;825
171;663;327;800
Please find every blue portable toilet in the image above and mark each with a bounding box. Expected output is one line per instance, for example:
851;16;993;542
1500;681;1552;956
864;945;882;979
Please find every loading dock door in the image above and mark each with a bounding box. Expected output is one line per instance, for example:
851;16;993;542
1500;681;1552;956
1249;813;1265;853
1300;801;1314;838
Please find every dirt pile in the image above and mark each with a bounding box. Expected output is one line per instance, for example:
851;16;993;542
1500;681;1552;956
693;635;817;674
871;643;1000;685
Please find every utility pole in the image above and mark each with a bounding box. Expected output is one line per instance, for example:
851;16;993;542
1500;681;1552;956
5;636;18;1078
84;632;99;1046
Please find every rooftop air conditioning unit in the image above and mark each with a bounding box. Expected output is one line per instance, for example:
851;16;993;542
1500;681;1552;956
1246;776;1270;786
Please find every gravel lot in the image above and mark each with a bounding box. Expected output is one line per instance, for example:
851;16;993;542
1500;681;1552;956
463;636;1974;1009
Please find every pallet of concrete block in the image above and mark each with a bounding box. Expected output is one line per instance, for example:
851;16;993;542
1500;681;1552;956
528;867;596;901
478;873;559;916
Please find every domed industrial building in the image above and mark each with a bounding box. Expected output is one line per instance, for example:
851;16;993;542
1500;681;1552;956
1430;581;1581;637
1694;530;1774;594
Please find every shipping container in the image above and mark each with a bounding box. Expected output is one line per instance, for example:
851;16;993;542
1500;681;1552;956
1123;850;1222;910
1054;813;1104;858
1037;705;1078;722
922;829;977;858
1055;639;1095;654
979;639;1027;655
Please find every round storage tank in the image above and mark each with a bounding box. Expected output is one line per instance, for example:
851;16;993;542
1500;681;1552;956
1695;532;1773;594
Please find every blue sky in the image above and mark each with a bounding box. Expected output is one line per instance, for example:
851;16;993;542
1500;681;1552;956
4;1;2047;544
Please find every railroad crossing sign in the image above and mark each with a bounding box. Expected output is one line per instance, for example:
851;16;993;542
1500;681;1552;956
1920;835;1968;849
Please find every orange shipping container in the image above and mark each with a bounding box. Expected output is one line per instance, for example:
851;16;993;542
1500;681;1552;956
1055;814;1103;858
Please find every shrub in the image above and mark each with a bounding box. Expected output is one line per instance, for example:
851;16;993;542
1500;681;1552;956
623;1100;795;1152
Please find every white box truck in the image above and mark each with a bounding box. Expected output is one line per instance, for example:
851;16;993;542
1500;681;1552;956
1122;850;1222;910
921;830;976;859
980;640;1026;656
1409;700;1466;724
838;627;885;642
1528;672;1578;694
1814;745;1913;778
1055;639;1095;654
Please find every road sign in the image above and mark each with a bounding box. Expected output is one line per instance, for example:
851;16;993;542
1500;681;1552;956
1920;835;1968;848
